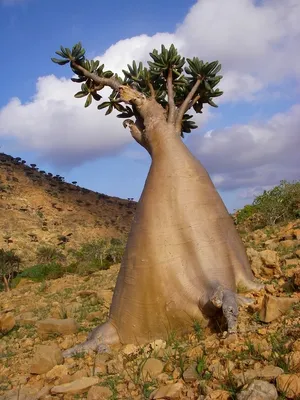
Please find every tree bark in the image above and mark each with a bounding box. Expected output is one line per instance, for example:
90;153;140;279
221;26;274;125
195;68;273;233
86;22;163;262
3;276;10;292
108;123;259;344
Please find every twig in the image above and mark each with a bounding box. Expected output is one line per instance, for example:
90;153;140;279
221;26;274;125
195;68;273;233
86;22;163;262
148;82;155;99
167;68;176;124
176;78;202;127
71;61;121;91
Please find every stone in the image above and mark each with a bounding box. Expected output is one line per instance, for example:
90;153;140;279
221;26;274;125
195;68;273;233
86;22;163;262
259;295;298;323
30;344;63;374
204;390;231;399
142;358;164;380
37;318;78;337
45;364;69;382
150;382;184;399
121;343;139;355
259;365;284;381
183;363;199;382
237;380;278;400
2;387;39;400
276;374;300;398
294;270;300;287
186;345;204;359
287;352;300;371
86;311;103;321
280;240;299;248
87;385;113;399
209;361;224;380
65;302;81;318
234;366;283;386
292;340;300;352
264;240;279;251
0;312;15;333
259;250;280;268
16;312;37;326
51;376;99;394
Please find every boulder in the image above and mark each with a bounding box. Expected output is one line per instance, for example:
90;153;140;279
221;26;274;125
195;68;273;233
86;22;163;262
150;382;184;399
37;318;78;338
276;374;300;398
237;380;278;400
0;312;15;333
30;344;63;374
51;376;99;394
259;295;298;323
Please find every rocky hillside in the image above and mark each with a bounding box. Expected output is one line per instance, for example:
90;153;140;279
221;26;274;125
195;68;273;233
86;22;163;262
0;153;136;266
0;220;299;399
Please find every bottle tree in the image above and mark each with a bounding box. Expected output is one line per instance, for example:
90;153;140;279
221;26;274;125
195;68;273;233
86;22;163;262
52;43;262;356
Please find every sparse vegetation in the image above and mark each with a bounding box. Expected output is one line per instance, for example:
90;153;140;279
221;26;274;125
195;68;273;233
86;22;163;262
68;238;126;275
0;249;21;291
235;180;300;231
36;245;65;264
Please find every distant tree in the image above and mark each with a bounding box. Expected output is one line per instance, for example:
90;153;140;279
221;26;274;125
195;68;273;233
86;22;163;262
253;180;300;226
72;181;78;185
30;163;37;168
0;249;21;292
52;42;261;357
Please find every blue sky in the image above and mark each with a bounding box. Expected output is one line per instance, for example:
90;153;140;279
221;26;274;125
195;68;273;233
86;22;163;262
0;0;299;211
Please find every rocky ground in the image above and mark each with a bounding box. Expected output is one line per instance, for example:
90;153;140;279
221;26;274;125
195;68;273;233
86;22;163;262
1;221;300;399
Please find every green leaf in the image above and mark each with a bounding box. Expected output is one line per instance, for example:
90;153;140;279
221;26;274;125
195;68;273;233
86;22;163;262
92;92;102;101
97;102;111;110
208;99;218;107
71;77;87;83
60;46;69;58
103;71;114;78
204;80;212;91
74;91;88;98
84;93;92;108
204;61;219;75
51;58;69;65
105;104;113;115
55;51;67;58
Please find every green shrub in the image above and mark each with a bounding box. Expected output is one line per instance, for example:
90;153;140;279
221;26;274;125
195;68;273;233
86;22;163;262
15;262;64;282
68;237;126;275
253;180;300;226
0;249;21;291
236;180;300;230
36;245;65;264
234;204;257;225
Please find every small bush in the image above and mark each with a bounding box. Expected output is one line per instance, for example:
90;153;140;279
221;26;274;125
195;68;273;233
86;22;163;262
36;245;65;264
236;180;300;230
15;262;64;282
0;249;21;291
68;237;126;275
234;204;257;225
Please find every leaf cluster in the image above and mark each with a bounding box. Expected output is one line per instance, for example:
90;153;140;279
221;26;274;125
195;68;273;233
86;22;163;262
52;42;224;136
0;249;21;278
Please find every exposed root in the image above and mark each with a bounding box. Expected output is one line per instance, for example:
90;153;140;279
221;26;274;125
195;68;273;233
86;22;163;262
210;286;238;334
63;322;120;358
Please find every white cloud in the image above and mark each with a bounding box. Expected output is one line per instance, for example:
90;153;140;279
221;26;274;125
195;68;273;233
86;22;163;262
1;0;27;5
188;104;300;192
0;0;299;170
0;76;130;167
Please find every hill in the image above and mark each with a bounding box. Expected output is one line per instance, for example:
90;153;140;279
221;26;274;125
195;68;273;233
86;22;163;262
0;153;136;266
0;219;299;399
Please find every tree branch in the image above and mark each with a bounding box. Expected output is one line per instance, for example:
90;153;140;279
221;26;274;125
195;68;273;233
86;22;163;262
167;68;176;124
175;78;202;132
71;61;121;91
187;94;201;111
148;82;155;99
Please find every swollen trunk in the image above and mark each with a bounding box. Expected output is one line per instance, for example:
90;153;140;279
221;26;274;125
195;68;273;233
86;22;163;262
109;132;255;344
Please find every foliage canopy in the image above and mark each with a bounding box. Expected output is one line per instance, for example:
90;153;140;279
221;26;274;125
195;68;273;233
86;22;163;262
52;42;223;137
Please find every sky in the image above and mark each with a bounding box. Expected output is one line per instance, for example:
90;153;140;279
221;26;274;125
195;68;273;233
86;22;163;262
0;0;299;212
